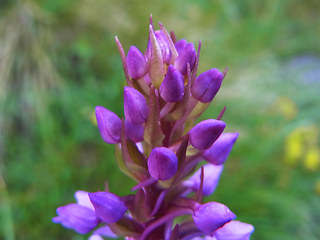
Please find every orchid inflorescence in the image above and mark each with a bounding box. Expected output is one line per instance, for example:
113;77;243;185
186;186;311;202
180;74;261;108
53;16;254;240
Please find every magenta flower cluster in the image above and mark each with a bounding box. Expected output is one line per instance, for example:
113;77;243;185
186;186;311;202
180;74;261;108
53;18;254;240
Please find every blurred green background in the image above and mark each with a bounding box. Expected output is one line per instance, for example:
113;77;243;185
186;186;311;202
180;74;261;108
1;0;320;239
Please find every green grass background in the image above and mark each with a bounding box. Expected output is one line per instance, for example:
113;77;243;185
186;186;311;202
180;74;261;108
1;0;320;239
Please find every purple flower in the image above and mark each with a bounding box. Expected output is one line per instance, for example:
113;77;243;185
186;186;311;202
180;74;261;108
184;164;224;196
95;106;122;144
89;191;127;223
127;46;148;79
155;30;171;64
125;120;144;142
89;225;118;240
147;147;178;181
203;132;239;165
214;220;255;240
193;202;236;234
175;39;188;54
189;119;226;150
174;43;196;75
160;65;185;102
124;86;149;124
53;191;99;234
192;68;223;103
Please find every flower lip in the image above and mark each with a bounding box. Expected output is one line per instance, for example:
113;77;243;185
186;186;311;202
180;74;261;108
127;46;148;79
214;220;255;240
189;119;226;150
124;86;149;124
147;147;178;181
89;192;127;223
159;65;185;103
95;106;122;144
203;132;239;165
191;68;223;103
193;202;236;234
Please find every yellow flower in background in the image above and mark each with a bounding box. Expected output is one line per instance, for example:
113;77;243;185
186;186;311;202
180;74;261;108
284;125;319;171
274;96;298;120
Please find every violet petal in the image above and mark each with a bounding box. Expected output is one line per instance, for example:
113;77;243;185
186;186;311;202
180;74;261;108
160;65;185;102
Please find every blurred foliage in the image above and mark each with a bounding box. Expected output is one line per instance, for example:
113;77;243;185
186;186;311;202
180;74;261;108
0;0;320;239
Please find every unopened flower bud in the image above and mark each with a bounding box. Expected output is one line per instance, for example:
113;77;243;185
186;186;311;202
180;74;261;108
95;106;121;144
192;68;223;103
203;132;239;165
159;65;185;102
127;46;148;79
124;86;149;124
147;147;178;181
89;192;127;223
193;202;236;234
189;119;226;150
184;164;224;196
125;120;144;142
214;220;255;240
175;39;187;54
174;43;196;75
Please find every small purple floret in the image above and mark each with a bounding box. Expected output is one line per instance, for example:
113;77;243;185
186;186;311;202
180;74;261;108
214;220;255;240
174;43;196;75
127;46;148;79
192;68;223;103
89;192;127;223
53;204;99;234
185;164;224;196
175;39;188;54
203;132;239;165
95;106;122;144
124;86;149;124
147;147;178;181
189;119;226;150
160;65;185;102
193;202;236;234
155;30;171;64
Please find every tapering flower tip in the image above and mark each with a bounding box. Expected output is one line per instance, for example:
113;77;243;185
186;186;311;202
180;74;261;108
147;147;178;181
174;43;196;75
155;30;171;64
215;221;254;240
185;164;224;196
53;204;99;234
203;132;239;165
125;120;144;142
127;46;148;79
189;119;226;150
193;202;236;234
95;106;121;144
192;68;223;103
175;39;187;54
89;192;127;223
124;86;149;124
159;65;185;102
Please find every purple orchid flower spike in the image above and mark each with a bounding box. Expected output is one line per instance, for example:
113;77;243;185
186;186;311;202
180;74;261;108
147;147;178;181
174;43;197;75
189;119;226;150
193;202;236;234
184;164;224;196
54;18;254;240
127;46;148;79
192;68;224;103
89;191;127;223
160;64;185;103
214;220;255;240
203;132;239;165
124;86;149;124
95;106;122;144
